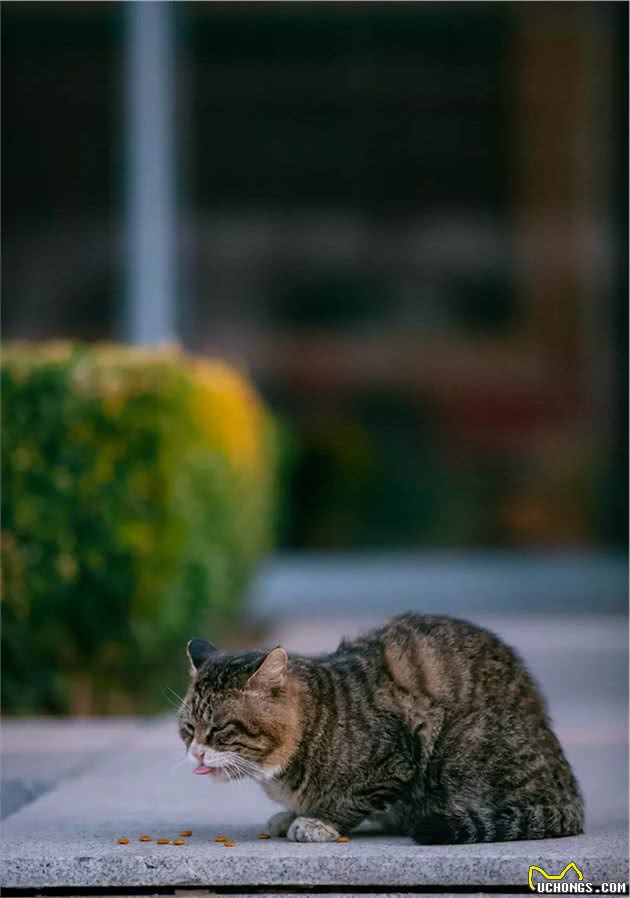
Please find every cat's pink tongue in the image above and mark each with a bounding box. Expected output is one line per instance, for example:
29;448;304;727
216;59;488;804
193;764;214;775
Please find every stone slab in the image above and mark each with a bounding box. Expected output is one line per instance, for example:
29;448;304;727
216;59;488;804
1;823;627;890
1;719;627;890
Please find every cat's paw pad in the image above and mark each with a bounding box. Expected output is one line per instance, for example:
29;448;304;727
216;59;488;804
267;811;297;838
287;816;340;842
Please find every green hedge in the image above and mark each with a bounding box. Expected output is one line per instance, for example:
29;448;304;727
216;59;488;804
1;343;277;714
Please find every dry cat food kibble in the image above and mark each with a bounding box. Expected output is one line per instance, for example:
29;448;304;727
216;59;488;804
139;836;152;842
223;840;236;847
214;836;226;842
116;838;130;845
257;833;271;839
337;836;350;842
156;839;170;845
179;830;192;836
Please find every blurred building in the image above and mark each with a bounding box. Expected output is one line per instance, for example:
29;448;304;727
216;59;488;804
2;1;627;551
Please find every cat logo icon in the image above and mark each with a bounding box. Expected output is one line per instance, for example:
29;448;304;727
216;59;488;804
528;862;584;892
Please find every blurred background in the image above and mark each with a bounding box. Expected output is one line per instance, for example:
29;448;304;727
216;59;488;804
1;0;628;836
1;1;627;717
3;1;628;551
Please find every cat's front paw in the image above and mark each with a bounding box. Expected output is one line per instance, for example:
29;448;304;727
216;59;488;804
267;810;297;837
287;816;340;842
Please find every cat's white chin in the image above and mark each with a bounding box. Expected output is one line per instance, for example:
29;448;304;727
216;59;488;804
259;764;282;782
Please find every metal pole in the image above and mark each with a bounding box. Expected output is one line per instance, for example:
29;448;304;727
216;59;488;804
125;1;176;345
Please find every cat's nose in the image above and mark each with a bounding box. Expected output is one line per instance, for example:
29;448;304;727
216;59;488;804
190;740;205;761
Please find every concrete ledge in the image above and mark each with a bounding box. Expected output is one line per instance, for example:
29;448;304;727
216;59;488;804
2;825;627;890
1;824;628;888
1;720;627;890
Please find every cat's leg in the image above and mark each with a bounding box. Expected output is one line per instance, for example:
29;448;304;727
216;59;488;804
288;797;413;841
411;790;506;844
267;810;297;837
286;744;417;842
286;816;341;842
287;793;367;842
409;785;497;844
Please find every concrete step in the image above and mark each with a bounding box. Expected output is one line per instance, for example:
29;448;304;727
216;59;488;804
1;718;627;891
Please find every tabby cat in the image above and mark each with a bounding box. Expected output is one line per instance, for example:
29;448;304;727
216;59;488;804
178;614;584;843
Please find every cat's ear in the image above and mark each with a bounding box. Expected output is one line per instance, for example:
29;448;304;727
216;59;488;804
187;638;216;674
247;646;288;690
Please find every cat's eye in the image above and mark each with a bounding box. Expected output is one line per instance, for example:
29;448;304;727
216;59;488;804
208;723;236;742
217;723;238;737
216;720;258;739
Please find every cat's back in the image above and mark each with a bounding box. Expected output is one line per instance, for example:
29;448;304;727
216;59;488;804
336;613;542;714
339;612;518;661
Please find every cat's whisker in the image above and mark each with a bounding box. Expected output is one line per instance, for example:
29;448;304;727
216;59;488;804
161;694;182;712
222;754;252;781
165;685;188;704
166;750;188;760
231;757;260;780
171;754;190;772
161;691;191;715
162;685;192;713
230;753;257;769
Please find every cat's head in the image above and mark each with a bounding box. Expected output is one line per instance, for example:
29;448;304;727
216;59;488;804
178;638;297;783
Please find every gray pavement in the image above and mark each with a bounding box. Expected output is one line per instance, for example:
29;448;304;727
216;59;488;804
1;615;627;891
1;721;627;890
1;719;153;820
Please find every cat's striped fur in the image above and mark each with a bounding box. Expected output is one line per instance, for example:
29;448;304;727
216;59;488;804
178;614;584;843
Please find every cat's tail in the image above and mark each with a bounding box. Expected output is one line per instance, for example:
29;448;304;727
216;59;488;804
413;802;584;844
